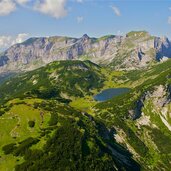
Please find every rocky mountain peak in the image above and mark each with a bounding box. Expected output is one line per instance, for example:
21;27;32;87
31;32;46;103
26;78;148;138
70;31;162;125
82;34;89;38
0;31;171;73
81;34;90;42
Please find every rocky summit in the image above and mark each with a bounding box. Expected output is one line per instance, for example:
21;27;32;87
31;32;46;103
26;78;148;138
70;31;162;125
0;31;171;74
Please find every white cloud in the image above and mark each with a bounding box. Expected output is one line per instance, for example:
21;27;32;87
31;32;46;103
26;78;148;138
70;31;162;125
0;0;30;16
168;16;171;24
111;5;121;16
169;7;171;11
0;0;69;19
77;16;83;23
14;33;29;43
34;0;68;19
0;0;16;16
15;0;30;5
0;33;29;51
0;36;12;49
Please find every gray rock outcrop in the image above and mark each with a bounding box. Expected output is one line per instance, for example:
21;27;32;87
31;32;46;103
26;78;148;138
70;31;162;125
0;31;171;73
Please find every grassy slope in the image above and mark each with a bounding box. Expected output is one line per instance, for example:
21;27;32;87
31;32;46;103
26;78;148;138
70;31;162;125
0;98;51;170
1;59;171;170
0;60;140;171
0;98;140;171
94;59;171;170
0;60;104;104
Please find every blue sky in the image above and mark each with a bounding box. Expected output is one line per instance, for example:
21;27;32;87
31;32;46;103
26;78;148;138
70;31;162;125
0;0;171;51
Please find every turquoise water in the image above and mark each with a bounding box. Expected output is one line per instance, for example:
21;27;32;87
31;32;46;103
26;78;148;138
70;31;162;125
94;88;130;102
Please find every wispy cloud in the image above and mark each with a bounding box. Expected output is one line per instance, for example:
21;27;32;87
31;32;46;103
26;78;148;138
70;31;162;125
111;5;121;16
77;16;84;23
15;0;30;5
168;7;171;24
0;33;29;52
116;30;123;35
168;16;171;24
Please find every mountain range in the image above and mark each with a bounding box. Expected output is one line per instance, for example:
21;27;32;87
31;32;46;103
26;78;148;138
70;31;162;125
0;31;171;171
0;31;171;74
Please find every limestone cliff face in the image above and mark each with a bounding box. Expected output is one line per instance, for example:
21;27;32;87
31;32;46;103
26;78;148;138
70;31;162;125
0;34;122;73
0;31;171;73
110;31;171;69
155;37;171;60
133;85;171;131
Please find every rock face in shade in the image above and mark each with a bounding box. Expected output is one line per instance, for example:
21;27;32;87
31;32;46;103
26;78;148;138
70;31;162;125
0;31;171;73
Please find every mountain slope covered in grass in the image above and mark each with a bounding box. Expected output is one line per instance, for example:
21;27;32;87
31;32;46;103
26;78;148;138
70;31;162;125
95;59;171;170
0;59;171;170
0;60;104;104
0;60;140;171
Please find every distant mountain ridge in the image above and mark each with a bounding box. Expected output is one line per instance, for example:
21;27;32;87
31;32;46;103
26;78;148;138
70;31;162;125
0;31;171;73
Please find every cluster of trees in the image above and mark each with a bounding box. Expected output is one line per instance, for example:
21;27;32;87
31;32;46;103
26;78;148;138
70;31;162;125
2;102;140;171
2;137;39;156
0;60;105;105
14;122;116;171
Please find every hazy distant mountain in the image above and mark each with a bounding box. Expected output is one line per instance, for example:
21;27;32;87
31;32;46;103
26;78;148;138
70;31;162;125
0;31;171;74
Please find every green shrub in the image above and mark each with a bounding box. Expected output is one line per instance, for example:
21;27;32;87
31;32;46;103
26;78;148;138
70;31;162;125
2;143;17;155
14;137;39;156
48;112;58;126
28;121;35;128
0;110;5;116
